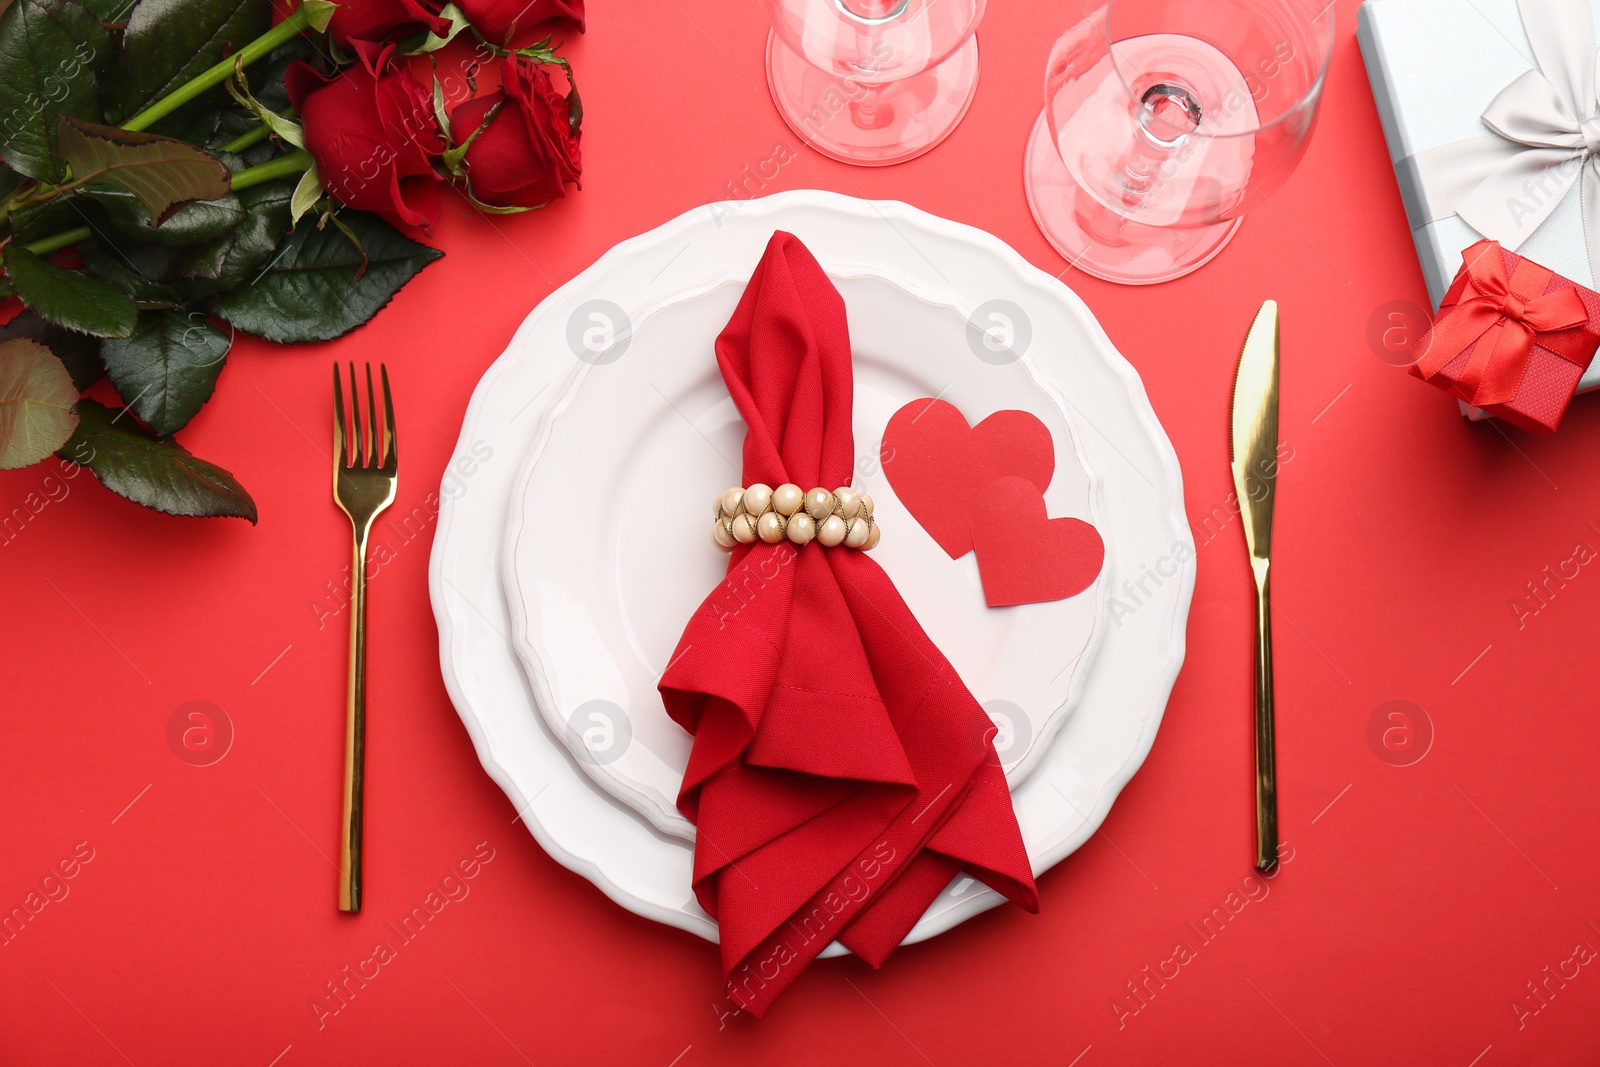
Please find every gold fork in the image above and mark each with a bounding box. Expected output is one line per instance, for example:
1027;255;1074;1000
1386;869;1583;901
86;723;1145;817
332;363;397;912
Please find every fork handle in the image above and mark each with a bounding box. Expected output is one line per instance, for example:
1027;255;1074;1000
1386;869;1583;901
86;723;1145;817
1251;561;1278;873
340;530;369;912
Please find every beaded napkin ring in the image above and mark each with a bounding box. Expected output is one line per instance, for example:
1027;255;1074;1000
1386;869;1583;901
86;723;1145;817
713;483;880;551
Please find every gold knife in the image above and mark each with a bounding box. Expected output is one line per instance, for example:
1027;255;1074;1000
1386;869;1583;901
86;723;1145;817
1230;300;1280;873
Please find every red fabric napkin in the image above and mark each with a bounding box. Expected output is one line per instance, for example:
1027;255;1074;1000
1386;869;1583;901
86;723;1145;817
658;232;1038;1018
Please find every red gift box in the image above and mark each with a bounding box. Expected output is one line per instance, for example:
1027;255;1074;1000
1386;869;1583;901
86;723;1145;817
1411;240;1600;434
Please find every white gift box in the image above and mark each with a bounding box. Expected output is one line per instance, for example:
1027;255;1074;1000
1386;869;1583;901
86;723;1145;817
1358;0;1600;395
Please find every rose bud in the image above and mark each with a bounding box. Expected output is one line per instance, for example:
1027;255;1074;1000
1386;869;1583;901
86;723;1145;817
456;0;583;44
287;43;446;230
326;0;451;51
449;55;581;210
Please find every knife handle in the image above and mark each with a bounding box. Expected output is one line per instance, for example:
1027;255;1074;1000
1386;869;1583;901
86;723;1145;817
1252;562;1278;873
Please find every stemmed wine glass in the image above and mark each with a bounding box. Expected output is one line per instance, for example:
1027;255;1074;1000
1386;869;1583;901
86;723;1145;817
1025;0;1335;284
761;0;986;166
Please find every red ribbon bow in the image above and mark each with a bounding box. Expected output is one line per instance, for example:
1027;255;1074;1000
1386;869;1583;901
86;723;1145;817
1414;242;1591;408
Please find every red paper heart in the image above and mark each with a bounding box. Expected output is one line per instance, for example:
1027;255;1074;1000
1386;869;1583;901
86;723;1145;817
880;399;1055;559
971;476;1104;607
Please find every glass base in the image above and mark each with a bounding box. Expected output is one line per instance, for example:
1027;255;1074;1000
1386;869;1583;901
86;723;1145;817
766;31;979;167
1023;111;1242;285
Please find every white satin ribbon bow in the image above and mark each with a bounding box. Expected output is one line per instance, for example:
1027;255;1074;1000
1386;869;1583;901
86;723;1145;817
1410;0;1600;283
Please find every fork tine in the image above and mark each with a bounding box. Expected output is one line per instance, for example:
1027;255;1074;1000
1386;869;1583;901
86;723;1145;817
332;363;346;466
348;362;365;467
364;363;379;470
380;364;396;467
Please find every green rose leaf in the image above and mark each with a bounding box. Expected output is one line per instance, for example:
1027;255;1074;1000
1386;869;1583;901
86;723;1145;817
9;198;82;244
0;0;109;180
173;178;293;288
82;184;246;246
0;310;103;388
289;163;322;224
81;245;186;307
57;117;231;226
212;210;442;343
59;397;256;521
225;70;303;149
102;0;272;125
5;245;139;337
301;0;335;32
0;337;80;469
100;311;229;434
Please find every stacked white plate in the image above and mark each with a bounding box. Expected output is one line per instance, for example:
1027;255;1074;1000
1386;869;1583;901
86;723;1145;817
429;190;1194;953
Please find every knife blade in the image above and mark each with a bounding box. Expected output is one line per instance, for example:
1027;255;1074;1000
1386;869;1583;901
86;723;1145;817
1230;299;1280;873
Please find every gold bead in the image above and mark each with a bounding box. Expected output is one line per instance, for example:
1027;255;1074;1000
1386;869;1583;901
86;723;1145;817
773;483;804;516
817;515;847;547
756;512;786;544
744;483;773;516
786;512;816;545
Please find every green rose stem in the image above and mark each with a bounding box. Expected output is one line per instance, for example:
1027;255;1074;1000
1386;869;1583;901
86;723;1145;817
22;150;315;257
231;148;314;189
21;226;92;256
216;104;300;153
222;126;269;153
122;1;335;133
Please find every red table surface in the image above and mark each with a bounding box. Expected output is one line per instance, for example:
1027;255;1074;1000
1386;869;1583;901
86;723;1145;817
4;1;1596;1064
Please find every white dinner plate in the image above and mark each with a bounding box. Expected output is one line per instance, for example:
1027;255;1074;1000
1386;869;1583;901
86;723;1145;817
502;269;1108;838
429;190;1195;951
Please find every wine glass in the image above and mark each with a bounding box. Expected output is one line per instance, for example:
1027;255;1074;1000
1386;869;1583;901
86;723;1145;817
761;0;986;166
1024;0;1334;284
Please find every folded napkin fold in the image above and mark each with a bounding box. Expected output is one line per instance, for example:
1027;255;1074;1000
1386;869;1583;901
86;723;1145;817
658;232;1039;1018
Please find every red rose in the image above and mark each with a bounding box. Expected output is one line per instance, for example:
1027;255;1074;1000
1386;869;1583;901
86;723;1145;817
325;0;451;51
450;56;581;209
456;0;582;43
287;43;445;230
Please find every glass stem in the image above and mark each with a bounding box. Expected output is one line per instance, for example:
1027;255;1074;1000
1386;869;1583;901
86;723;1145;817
838;0;910;19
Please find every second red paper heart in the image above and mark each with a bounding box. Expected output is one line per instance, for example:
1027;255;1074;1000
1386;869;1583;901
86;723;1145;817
881;398;1103;608
971;476;1104;608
